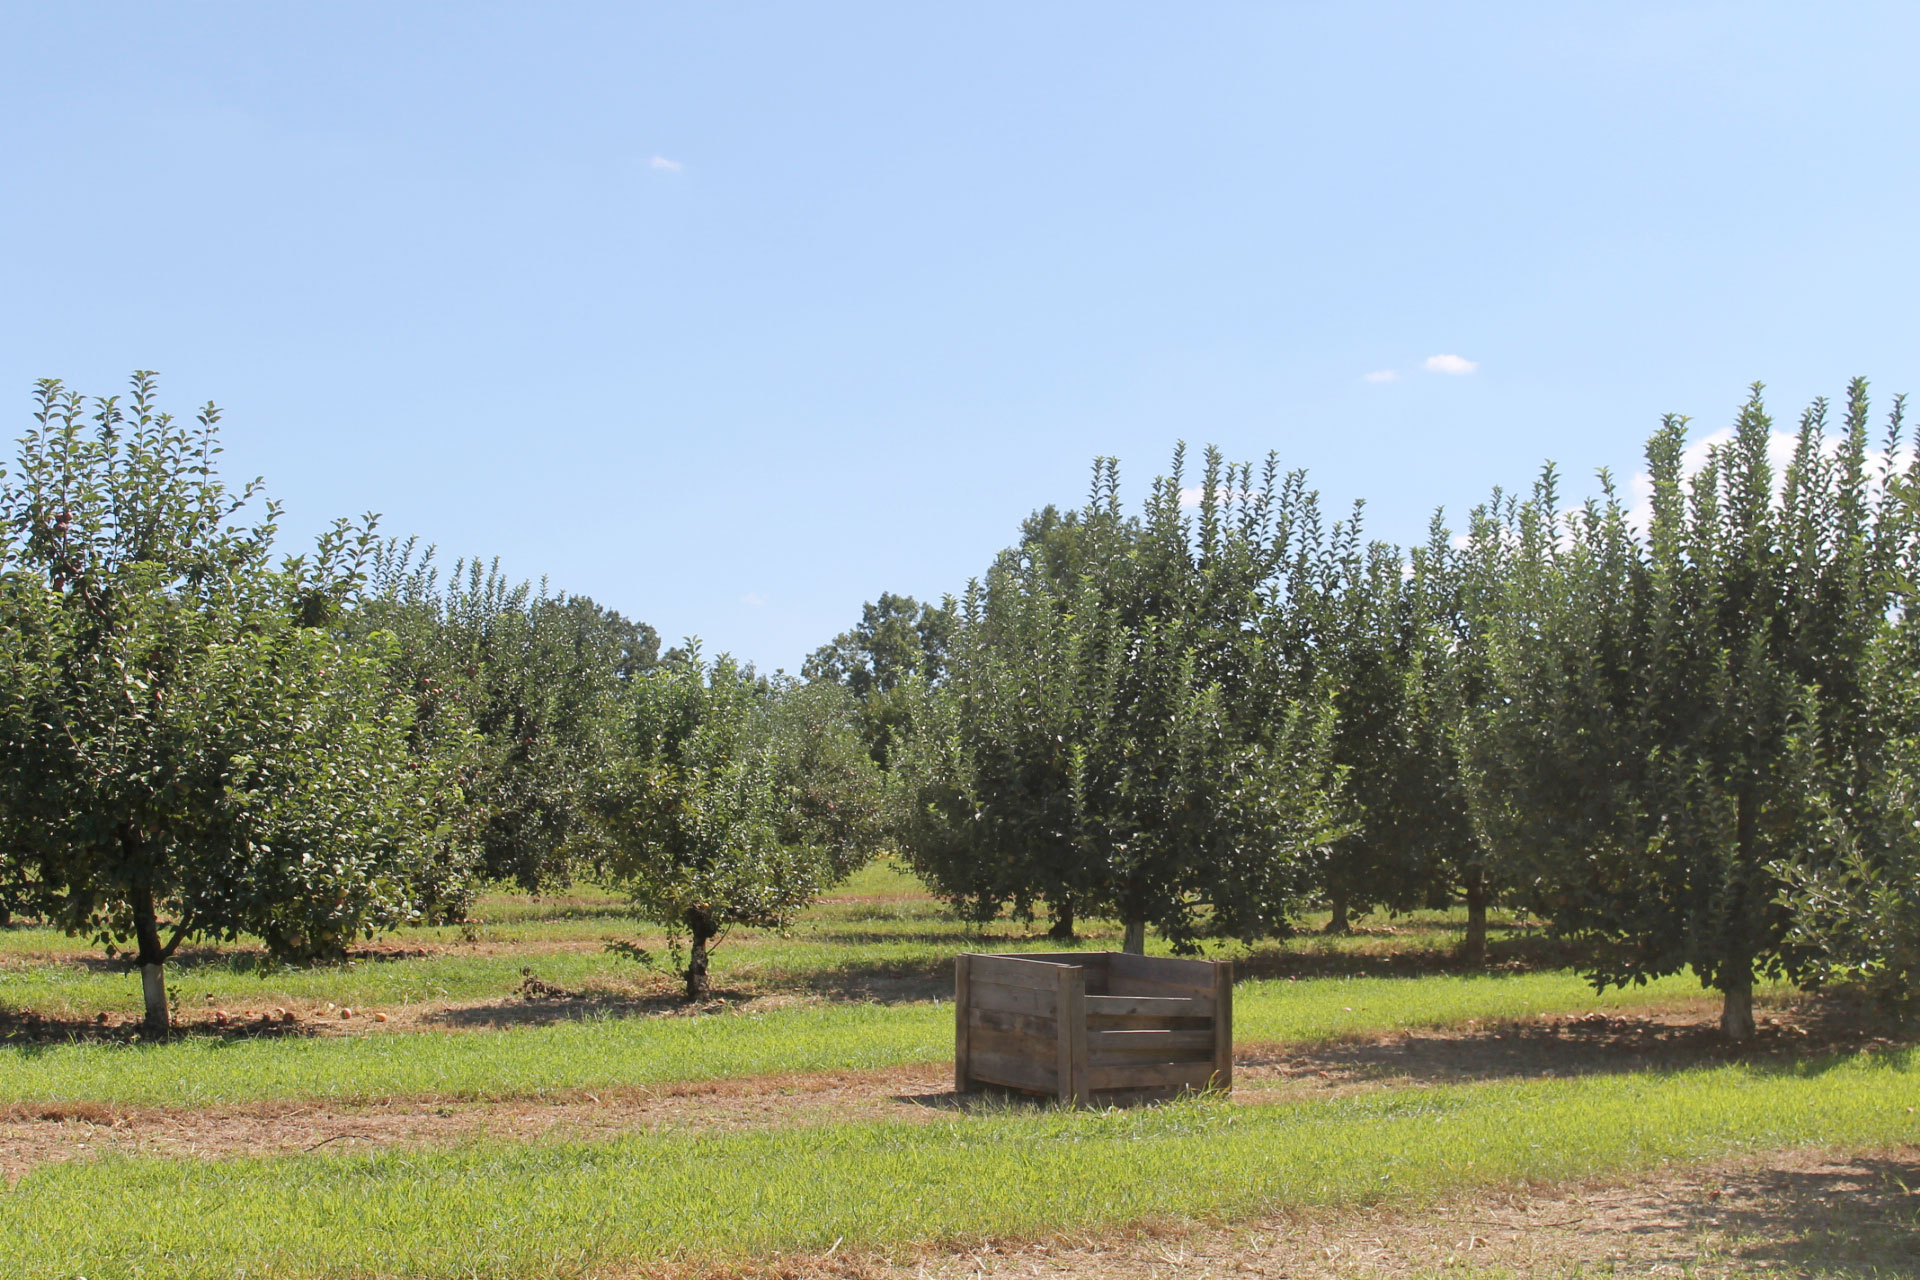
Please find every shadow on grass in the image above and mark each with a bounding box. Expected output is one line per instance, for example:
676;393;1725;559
419;987;752;1029
1708;1152;1920;1277
1243;996;1915;1089
0;1007;325;1051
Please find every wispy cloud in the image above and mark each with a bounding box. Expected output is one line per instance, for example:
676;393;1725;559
649;155;683;172
1363;369;1400;384
739;592;766;607
1423;353;1478;375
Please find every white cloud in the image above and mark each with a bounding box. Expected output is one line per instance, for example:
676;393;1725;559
1178;485;1252;509
739;593;766;607
1423;353;1478;375
1621;425;1913;537
649;155;683;172
1363;369;1400;383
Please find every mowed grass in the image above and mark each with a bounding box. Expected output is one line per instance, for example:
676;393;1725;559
3;1051;1914;1279
0;969;1716;1109
1;858;1605;1021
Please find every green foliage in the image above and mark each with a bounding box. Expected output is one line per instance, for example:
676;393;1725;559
1296;507;1481;936
1463;381;1917;1037
598;649;885;996
893;446;1341;951
1777;558;1920;1007
0;374;466;1028
356;544;657;893
803;591;952;765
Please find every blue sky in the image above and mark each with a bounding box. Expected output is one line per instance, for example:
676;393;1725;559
3;3;1916;669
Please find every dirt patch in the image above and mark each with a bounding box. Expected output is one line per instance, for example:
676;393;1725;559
0;1065;964;1183
721;1145;1920;1279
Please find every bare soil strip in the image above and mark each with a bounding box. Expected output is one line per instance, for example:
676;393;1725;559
755;1145;1920;1280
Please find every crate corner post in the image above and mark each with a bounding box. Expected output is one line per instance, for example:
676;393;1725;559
1056;962;1088;1106
954;952;973;1094
1211;958;1234;1092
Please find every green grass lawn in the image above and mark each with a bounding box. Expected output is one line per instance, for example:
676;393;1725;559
0;969;1718;1109
4;1050;1913;1279
0;858;1595;1022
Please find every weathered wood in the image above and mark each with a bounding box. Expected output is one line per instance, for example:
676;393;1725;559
956;952;1233;1104
1087;1060;1219;1091
1088;1028;1216;1056
1015;952;1107;968
968;1047;1057;1093
967;953;1071;989
970;978;1057;1018
954;953;972;1092
1058;964;1088;1104
1211;960;1234;1091
1084;994;1208;1018
1108;952;1215;994
970;1023;1057;1063
1086;1014;1214;1032
969;1007;1057;1040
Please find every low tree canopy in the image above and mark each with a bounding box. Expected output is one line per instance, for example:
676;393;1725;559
0;374;469;1031
1464;382;1917;1038
893;447;1341;953
596;649;884;999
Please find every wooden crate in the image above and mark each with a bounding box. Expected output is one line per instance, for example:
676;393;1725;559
953;951;1233;1105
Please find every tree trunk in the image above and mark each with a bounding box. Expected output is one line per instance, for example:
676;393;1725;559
131;878;169;1035
1462;867;1489;963
1047;898;1076;943
1720;980;1756;1042
1323;893;1351;936
1122;918;1146;955
1720;789;1758;1043
683;914;715;1003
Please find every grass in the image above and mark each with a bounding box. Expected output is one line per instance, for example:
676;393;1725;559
0;969;1720;1109
0;858;1590;1021
3;1049;1914;1278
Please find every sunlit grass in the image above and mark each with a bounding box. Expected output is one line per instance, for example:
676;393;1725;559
4;1050;1913;1279
1;857;1568;1022
0;969;1722;1109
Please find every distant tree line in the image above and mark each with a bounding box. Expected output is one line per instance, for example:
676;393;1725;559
3;373;1917;1041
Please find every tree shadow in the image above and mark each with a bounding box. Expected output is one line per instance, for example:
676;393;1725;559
419;987;751;1028
1669;1152;1920;1276
1246;998;1914;1089
0;1007;324;1050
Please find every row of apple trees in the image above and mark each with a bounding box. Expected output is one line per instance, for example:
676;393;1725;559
819;383;1920;1040
8;373;1919;1040
0;375;885;1029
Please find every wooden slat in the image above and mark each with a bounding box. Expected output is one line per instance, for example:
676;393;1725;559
1087;1060;1221;1091
1014;952;1104;969
1088;1028;1217;1055
969;1023;1055;1063
1108;952;1215;994
967;953;1072;989
1212;960;1234;1090
1086;1015;1213;1033
954;953;972;1092
1085;994;1208;1018
969;1047;1056;1093
970;979;1057;1018
969;1007;1056;1040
